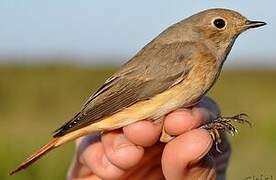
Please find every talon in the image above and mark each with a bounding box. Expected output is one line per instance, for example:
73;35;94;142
210;131;215;141
234;113;252;127
215;141;222;153
221;121;237;135
238;113;249;118
200;113;250;152
244;120;252;127
214;129;221;143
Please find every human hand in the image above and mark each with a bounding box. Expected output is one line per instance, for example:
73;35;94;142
67;97;231;180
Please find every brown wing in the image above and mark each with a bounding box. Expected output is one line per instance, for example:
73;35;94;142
53;42;196;137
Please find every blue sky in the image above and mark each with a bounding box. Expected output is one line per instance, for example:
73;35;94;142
0;1;275;67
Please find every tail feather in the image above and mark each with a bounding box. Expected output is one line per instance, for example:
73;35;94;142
9;138;58;175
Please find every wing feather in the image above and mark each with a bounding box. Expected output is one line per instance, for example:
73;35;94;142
53;42;196;137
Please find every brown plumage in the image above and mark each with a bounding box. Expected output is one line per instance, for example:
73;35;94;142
10;138;58;175
10;8;266;175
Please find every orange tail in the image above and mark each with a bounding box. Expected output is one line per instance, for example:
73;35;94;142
10;138;59;175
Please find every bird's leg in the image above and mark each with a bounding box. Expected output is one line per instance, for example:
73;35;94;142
200;113;251;152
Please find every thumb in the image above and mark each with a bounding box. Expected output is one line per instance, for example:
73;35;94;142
161;129;214;180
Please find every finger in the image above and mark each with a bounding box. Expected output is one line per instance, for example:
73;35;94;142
162;129;213;180
164;107;207;136
68;135;101;179
67;153;93;179
79;137;126;179
121;144;164;179
101;130;144;170
123;120;162;147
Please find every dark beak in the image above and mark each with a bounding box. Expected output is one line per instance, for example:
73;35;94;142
245;20;267;29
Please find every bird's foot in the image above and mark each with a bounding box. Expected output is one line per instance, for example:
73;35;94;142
200;113;251;152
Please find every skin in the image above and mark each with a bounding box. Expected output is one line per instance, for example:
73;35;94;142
67;97;231;180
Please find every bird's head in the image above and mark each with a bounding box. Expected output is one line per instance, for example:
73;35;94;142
185;8;266;58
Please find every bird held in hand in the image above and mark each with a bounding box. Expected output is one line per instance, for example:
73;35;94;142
10;8;266;175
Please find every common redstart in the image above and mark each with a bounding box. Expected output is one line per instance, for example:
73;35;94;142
10;8;266;175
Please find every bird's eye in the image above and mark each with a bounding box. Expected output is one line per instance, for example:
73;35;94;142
213;18;226;29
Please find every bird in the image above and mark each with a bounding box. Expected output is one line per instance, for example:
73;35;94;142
10;8;266;175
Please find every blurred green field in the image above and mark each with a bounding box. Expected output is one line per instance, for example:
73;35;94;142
0;64;275;180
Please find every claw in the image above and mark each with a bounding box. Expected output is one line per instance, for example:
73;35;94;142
220;122;235;135
236;113;252;127
209;131;215;141
215;141;222;153
244;119;252;127
234;113;248;118
214;129;221;143
201;113;251;153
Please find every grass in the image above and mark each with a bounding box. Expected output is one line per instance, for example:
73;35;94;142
0;64;275;179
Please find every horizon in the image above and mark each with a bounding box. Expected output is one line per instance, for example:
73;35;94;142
0;1;275;68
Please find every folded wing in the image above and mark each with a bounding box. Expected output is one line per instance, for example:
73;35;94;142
53;42;196;137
